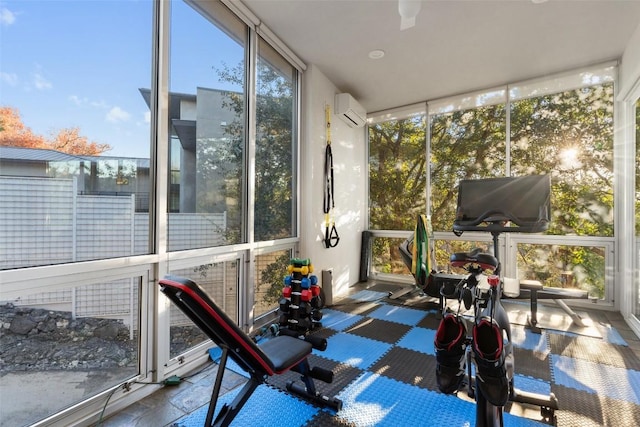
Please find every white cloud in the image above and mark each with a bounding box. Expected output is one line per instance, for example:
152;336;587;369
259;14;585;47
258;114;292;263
0;7;16;26
106;106;131;123
69;95;86;106
144;111;150;123
90;100;109;109
69;95;108;110
0;71;18;86
33;72;52;90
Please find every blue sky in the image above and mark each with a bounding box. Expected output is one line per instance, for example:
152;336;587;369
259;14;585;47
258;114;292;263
0;0;243;158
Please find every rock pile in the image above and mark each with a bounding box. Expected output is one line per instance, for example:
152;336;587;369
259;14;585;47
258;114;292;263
0;304;210;373
0;303;136;372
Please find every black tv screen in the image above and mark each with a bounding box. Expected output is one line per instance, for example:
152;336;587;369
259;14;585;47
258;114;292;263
453;175;551;233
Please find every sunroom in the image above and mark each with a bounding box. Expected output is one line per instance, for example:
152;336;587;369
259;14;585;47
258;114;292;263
0;1;639;426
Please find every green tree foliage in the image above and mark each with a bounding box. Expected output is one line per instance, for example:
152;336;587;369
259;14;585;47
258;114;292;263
369;82;615;297
369;117;426;274
430;105;506;232
258;252;292;306
212;60;294;243
510;84;614;237
369;116;426;230
254;62;294;241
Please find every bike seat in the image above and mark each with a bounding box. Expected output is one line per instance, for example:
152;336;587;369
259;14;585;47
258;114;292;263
450;249;499;272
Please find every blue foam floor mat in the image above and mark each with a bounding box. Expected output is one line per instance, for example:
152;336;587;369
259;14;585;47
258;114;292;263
335;372;547;427
174;384;318;427
319;332;392;369
174;286;640;427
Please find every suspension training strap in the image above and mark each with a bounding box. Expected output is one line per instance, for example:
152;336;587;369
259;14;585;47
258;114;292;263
323;104;339;248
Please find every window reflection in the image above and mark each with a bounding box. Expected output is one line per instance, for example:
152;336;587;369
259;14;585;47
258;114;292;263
168;1;247;249
254;38;297;241
169;261;239;358
0;1;153;268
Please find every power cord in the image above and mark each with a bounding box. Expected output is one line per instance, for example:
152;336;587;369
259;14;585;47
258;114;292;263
94;376;184;426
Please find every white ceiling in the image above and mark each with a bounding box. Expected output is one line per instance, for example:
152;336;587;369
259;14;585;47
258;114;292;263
242;0;640;114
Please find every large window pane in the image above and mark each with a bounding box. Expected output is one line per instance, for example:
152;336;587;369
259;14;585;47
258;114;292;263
510;83;614;237
368;116;426;278
369;116;426;230
168;1;247;249
0;1;152;268
429;105;507;232
510;83;614;296
254;38;297;241
0;277;141;426
254;249;292;320
168;260;239;359
370;236;412;278
635;98;640;316
434;238;494;273
516;242;605;298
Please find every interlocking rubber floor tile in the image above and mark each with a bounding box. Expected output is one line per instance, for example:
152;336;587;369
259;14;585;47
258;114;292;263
553;383;640;427
369;346;438;391
551;354;640;404
335;372;546;427
511;324;549;354
348;289;389;302
514;374;551;395
320;309;364;331
513;346;552;382
174;384;319;427
548;332;640;370
344;317;412;344
368;304;428;326
395;326;436;355
173;287;640;427
320;332;392;370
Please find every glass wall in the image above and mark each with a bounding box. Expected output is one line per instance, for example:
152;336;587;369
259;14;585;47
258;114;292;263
368;112;426;276
168;0;247;249
430;103;507;232
254;248;292;320
0;1;302;425
509;82;614;298
0;276;142;427
254;38;297;241
0;1;151;425
168;259;240;359
636;98;640;317
0;1;152;269
368;65;617;301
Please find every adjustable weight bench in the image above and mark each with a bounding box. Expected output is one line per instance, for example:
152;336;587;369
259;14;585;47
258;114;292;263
507;279;589;333
159;276;342;427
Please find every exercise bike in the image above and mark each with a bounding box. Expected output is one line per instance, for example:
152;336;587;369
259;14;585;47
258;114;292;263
433;249;513;426
432;175;559;427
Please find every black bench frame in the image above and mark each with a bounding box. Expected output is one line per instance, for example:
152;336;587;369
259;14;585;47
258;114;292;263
159;275;341;427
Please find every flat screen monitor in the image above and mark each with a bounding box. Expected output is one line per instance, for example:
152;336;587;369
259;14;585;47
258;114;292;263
453;175;551;233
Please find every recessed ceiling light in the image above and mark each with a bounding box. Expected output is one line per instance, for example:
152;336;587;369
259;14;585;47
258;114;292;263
531;0;548;3
368;50;385;60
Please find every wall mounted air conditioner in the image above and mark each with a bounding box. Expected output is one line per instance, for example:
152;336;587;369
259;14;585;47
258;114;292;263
334;93;366;128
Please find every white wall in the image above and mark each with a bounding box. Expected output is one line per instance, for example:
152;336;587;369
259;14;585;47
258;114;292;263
619;21;640;98
618;20;640;333
299;64;367;301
